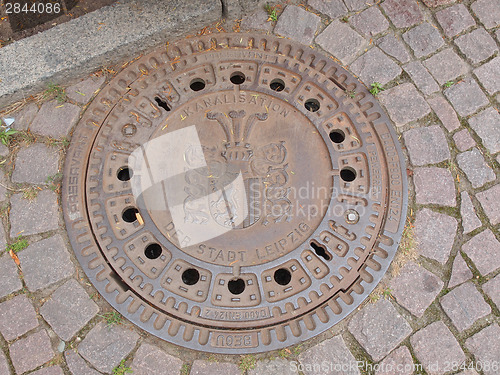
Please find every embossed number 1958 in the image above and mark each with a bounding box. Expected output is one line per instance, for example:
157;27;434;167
6;2;61;14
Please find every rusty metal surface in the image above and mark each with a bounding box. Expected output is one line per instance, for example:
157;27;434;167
62;33;408;354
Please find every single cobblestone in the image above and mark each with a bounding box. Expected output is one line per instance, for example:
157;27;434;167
0;145;7;158
411;321;465;374
379;83;430;127
404;125;450;166
11;102;38;131
455;28;498;65
66;76;105;105
241;9;273;31
427;96;460;132
275;6;321;46
460;192;482;234
30;100;81;138
468;107;500;154
377;34;411;63
382;0;423;28
375;346;414;375
350;48;402;86
10;190;59;237
350;6;389;36
441;282;491;331
0;253;22;298
0;221;6;251
79;322;140;373
471;0;500;29
0;350;8;375
403;23;445;58
12;143;59;185
403;61;440;96
65;350;101;375
249;358;298;375
476;184;500;225
18;235;74;292
349;299;412;361
462;229;500;275
414;208;457;264
422;0;456;7
453;129;475;151
414;167;456;206
424;48;468;85
465;324;500;375
192;360;241;375
298;335;360;374
445;77;489;117
131;343;182;375
449;253;473;288
435;4;475;37
10;329;54;374
473;56;500;95
483;274;500;309
457;148;496;188
391;262;443;317
308;0;347;19
31;367;64;375
0;295;38;341
315;20;367;65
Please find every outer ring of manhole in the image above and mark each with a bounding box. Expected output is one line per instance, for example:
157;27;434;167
62;32;408;354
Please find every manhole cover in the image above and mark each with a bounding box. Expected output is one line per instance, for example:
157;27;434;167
63;32;408;354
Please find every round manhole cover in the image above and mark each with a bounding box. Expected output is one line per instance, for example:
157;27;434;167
63;32;408;354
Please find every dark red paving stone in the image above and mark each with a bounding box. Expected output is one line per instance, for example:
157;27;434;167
468;107;500;154
390;262;443;318
474;56;500;95
308;0;347;19
471;0;500;29
131;343;183;375
460;192;482;234
465;324;500;375
192;360;242;375
449;253;473;288
65;351;101;375
379;83;430;127
453;129;475;152
381;0;423;29
403;125;450;166
427;96;460;132
445;77;489;117
30;100;81;138
414;208;457;264
483;274;500;309
455;28;498;65
456;148;496;188
476;184;500;225
435;4;475;37
10;330;55;374
350;48;402;86
423;48;468;85
462;230;500;275
66;76;105;105
403;23;445;58
403;61;440;96
0;253;22;299
377;34;411;63
414;167;456;206
0;295;38;341
274;5;321;46
375;346;414;375
350;6;389;36
411;321;465;374
441;282;491;331
348;299;412;361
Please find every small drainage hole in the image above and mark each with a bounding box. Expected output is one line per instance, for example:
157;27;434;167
122;207;139;223
117;167;133;181
305;98;320;112
190;78;206;91
340;167;357;182
311;241;331;261
329;129;346;143
230;71;246;85
182;268;200;285
228;278;246;295
144;243;162;259
154;97;171;111
270;78;285;92
274;268;292;286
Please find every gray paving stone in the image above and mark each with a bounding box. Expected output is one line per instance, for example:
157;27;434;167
483;274;500;309
275;6;321;46
414;208;457;264
455;28;498;65
66;76;105;105
436;4;476;37
403;61;440;96
31;367;64;375
411;321;465;374
391;262;443;317
460;192;482;234
192;360;241;375
382;0;423;28
241;9;273;31
422;0;456;7
349;299;412;361
9;190;59;237
441;282;491;331
0;295;38;341
344;0;375;11
474;56;500;95
0;170;7;202
497;29;500;43
379;83;430;127
249;358;298;375
10;330;54;374
0;253;21;298
12;143;59;185
350;48;402;86
350;6;389;36
465;324;500;375
30;100;81;138
377;34;411;63
11;102;38;131
0;350;9;375
79;322;140;373
375;346;414;375
18;235;74;292
462;229;500;275
403;23;445;58
0;145;8;158
471;0;500;29
0;222;6;251
468;107;500;154
445;77;489;117
404;125;450;166
449;253;473;288
453;129;476;151
315;20;367;65
428;96;460;132
131;343;182;375
309;0;347;19
457;148;496;188
423;48;468;85
414;167;456;206
298;335;360;374
65;351;101;375
476;184;500;225
40;279;99;341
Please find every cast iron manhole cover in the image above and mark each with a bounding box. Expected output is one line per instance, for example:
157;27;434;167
63;32;408;354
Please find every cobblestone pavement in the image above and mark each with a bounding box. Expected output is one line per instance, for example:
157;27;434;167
0;0;499;374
